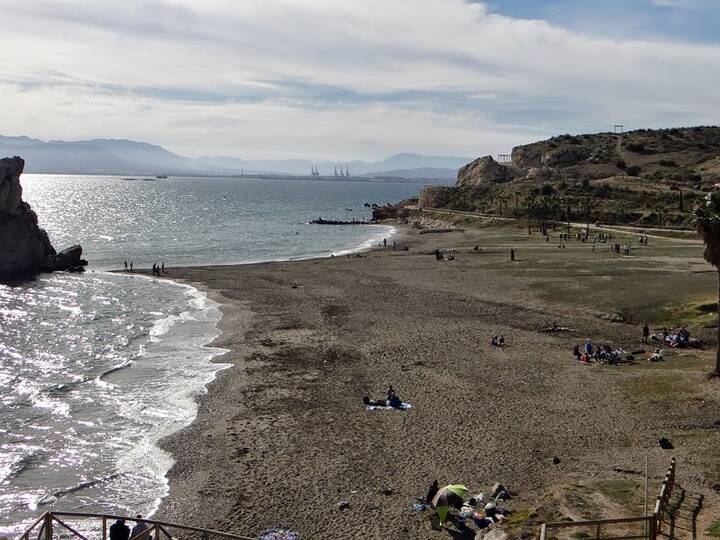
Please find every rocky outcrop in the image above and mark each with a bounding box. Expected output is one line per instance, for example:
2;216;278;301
457;156;514;188
0;156;86;279
418;186;455;209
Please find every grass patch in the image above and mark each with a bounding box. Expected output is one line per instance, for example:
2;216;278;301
708;520;720;537
593;479;642;511
655;298;718;327
623;373;696;399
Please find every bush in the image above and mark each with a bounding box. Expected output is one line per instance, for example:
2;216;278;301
540;183;555;196
558;180;568;190
616;159;627;170
625;142;649;153
626;166;642;176
659;159;678;167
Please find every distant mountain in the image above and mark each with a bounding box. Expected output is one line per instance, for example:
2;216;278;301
0;135;471;179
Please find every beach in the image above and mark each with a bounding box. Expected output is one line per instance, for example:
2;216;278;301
154;222;720;539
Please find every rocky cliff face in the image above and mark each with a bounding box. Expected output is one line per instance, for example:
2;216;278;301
0;156;85;279
456;155;514;188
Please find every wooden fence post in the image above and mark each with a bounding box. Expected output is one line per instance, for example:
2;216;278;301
44;514;52;540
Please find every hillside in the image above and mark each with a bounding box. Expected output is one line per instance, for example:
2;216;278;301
417;126;720;227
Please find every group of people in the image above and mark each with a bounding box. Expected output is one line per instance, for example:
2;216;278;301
423;480;511;532
435;250;454;261
152;263;166;277
643;323;693;348
490;335;505;347
109;516;151;540
123;261;134;272
572;340;626;364
362;384;403;408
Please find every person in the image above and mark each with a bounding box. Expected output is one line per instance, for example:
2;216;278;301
498;335;505;347
584;340;594;357
109;519;130;540
383;238;387;247
130;261;134;272
642;323;650;343
152;263;158;277
124;261;128;271
161;262;165;273
572;344;581;361
426;480;440;504
648;348;664;362
490;335;498;346
385;385;396;401
130;516;151;540
435;249;442;261
510;249;515;261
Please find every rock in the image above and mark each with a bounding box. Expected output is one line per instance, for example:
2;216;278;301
418;186;455;209
477;529;509;540
457;156;514;188
552;456;561;465
336;500;350;510
711;483;720;493
0;156;85;279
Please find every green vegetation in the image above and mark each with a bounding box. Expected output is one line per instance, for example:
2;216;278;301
708;520;720;537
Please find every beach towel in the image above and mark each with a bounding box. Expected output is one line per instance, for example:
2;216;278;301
366;402;412;411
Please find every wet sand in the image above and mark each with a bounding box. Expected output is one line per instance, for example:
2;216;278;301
154;225;720;539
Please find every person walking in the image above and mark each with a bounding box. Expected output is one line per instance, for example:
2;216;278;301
124;261;128;271
642;323;650;344
129;261;134;272
161;262;165;273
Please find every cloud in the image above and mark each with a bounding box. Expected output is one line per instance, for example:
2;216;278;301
0;0;718;159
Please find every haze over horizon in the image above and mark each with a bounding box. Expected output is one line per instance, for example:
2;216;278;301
2;0;719;161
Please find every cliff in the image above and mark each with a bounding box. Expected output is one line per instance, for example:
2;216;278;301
0;156;85;279
416;126;720;225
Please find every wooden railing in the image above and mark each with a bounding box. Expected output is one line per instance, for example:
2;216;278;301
539;458;676;540
16;511;254;540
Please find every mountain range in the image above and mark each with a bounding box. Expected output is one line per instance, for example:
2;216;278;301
0;136;470;181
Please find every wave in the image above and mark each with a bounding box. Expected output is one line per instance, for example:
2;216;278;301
98;359;134;380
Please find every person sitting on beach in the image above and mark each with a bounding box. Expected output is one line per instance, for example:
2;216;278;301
648;348;664;362
498;335;505;347
584;340;594;356
386;385;396;401
426;479;440;504
490;335;498;346
109;519;130;540
363;395;387;407
572;344;581;361
131;516;151;540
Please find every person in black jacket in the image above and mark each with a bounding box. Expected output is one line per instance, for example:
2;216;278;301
425;479;440;504
110;519;130;540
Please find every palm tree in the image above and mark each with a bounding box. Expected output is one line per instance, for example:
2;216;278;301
695;191;720;376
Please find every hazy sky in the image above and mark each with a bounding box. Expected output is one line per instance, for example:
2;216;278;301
1;0;719;160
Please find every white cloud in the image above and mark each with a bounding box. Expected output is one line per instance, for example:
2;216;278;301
0;0;718;159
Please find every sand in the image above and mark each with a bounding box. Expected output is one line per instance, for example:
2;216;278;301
153;224;720;539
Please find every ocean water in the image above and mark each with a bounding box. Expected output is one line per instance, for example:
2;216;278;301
0;175;420;536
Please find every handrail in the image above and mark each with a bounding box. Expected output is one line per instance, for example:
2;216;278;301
17;511;255;540
539;458;676;539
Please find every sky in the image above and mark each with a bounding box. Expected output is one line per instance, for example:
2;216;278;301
1;0;719;160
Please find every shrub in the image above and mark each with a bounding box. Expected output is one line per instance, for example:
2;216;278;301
659;159;678;167
540;183;555;196
616;159;627;170
626;166;642;176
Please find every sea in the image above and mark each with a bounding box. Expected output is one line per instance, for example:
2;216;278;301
0;174;421;536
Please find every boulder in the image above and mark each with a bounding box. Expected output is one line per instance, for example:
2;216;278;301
541;147;590;167
0;156;85;279
457;156;514;188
